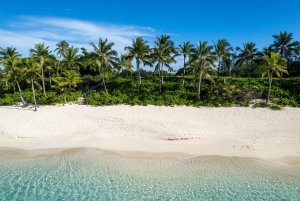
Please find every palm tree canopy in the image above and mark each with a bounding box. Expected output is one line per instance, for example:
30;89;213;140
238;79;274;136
0;47;22;61
117;53;133;73
124;37;150;65
90;38;119;69
271;31;299;59
212;39;233;60
260;52;288;78
54;40;69;58
61;46;81;70
235;42;262;66
154;34;174;47
188;41;216;72
56;70;81;88
178;41;193;57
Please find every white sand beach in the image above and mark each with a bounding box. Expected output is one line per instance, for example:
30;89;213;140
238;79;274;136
0;105;299;162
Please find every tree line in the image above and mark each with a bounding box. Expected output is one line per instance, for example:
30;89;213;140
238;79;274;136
0;31;299;111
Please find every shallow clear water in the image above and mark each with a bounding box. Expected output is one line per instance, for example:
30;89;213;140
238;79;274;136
0;148;299;201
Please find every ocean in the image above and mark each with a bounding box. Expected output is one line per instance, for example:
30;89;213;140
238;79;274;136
0;148;299;200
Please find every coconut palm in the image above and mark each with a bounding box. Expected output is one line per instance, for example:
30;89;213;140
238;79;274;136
178;41;193;86
124;37;150;93
271;31;299;87
61;46;82;71
54;40;69;58
235;42;262;85
260;52;288;103
188;41;216;100
21;57;41;111
1;49;27;106
116;54;133;75
54;70;81;103
151;43;178;92
153;35;178;88
90;38;119;93
0;47;22;88
30;43;52;97
212;39;233;78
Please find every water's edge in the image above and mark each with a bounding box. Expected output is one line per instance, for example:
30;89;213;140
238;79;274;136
1;146;300;166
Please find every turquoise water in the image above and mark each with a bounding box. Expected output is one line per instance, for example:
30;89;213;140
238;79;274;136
0;148;299;201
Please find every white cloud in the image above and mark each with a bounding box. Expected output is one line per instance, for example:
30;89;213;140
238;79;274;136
0;16;185;71
0;16;156;57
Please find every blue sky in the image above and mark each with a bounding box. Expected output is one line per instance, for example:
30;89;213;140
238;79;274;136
0;0;299;70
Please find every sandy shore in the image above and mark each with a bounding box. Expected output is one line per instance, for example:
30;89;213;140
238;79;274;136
0;104;299;162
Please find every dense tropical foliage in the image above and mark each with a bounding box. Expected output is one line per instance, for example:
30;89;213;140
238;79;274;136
0;31;299;110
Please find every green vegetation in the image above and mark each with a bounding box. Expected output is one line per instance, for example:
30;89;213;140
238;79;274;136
0;31;299;110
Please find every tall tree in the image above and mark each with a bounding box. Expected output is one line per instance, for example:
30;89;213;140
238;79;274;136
188;41;216;100
1;48;27;106
116;54;133;75
54;70;81;103
260;52;288;103
151;43;178;92
90;38;119;93
153;35;178;88
61;46;81;71
271;31;299;87
21;57;41;111
178;41;193;86
124;37;150;93
0;47;22;88
235;42;262;85
30;43;52;97
212;39;233;78
54;40;69;58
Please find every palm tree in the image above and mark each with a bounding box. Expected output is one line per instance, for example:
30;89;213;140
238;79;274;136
153;35;178;88
271;31;299;87
30;43;52;97
260;52;288;103
90;38;119;93
151;43;178;92
116;54;133;75
61;46;81;71
55;70;81;103
54;40;69;58
178;41;193;86
0;47;22;88
124;37;150;93
188;41;216;100
235;42;262;85
212;39;233;78
21;57;41;111
1;49;27;106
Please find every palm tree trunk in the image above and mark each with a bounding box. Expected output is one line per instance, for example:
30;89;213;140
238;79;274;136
41;62;47;97
246;63;251;85
16;81;27;106
159;63;162;93
57;61;60;77
182;55;186;86
31;77;38;111
217;58;221;79
5;79;8;88
101;64;108;93
267;70;273;103
197;69;202;100
49;71;51;86
279;72;283;88
279;49;284;88
161;63;164;86
138;68;141;84
136;59;140;93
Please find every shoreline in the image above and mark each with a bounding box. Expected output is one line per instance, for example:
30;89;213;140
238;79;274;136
1;104;300;163
1;147;300;166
